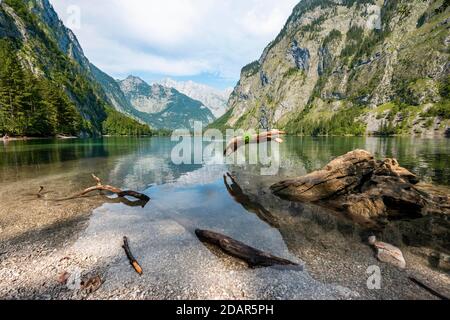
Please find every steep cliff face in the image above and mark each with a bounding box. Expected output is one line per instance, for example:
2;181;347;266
0;0;150;136
29;0;90;69
221;0;450;136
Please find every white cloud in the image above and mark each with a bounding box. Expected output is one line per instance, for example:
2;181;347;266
50;0;298;86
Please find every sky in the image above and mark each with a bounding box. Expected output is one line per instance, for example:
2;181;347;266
50;0;298;90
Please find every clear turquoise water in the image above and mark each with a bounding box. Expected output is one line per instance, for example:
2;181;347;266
1;136;449;261
1;136;449;186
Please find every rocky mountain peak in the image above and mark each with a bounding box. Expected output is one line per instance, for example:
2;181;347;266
159;78;231;117
125;74;145;83
123;75;146;86
115;76;215;129
118;75;152;95
215;0;450;137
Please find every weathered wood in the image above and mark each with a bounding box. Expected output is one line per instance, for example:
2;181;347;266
271;150;449;220
195;229;300;269
122;236;143;275
409;276;449;300
61;174;150;205
37;186;44;198
224;130;286;156
110;196;150;208
117;190;150;203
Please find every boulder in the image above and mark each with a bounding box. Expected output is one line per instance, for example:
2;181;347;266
369;236;406;269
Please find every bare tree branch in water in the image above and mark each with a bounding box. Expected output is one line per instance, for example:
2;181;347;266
35;186;53;199
57;174;150;207
224;130;286;156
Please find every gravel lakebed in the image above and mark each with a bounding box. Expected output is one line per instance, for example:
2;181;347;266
0;169;448;300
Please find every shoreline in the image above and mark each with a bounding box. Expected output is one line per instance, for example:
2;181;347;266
1;134;164;142
1;135;78;142
2;133;449;142
0;135;152;142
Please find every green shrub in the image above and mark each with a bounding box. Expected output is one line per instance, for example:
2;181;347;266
286;105;367;136
424;101;450;119
102;108;152;136
241;61;260;77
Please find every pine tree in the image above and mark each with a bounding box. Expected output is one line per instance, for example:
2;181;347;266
0;39;26;135
32;81;58;136
54;87;81;135
0;38;149;138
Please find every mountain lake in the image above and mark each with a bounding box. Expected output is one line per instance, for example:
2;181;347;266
0;136;449;300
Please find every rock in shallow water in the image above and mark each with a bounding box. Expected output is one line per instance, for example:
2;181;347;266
369;236;406;269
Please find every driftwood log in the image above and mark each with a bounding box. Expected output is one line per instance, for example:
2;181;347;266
62;174;150;206
195;229;300;269
224;130;286;156
122;236;143;275
271;150;449;220
408;276;450;300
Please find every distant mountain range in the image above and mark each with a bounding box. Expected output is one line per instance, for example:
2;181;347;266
7;0;445;137
0;0;153;137
116;76;215;130
0;0;220;135
160;79;232;118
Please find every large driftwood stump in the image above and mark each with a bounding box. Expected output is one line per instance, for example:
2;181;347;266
195;229;300;269
271;150;449;220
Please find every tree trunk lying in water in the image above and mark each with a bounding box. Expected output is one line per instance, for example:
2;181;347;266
224;130;286;156
271;150;449;220
195;229;300;269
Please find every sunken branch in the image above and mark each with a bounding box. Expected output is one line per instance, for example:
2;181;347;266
62;174;150;205
195;229;300;269
122;236;143;275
